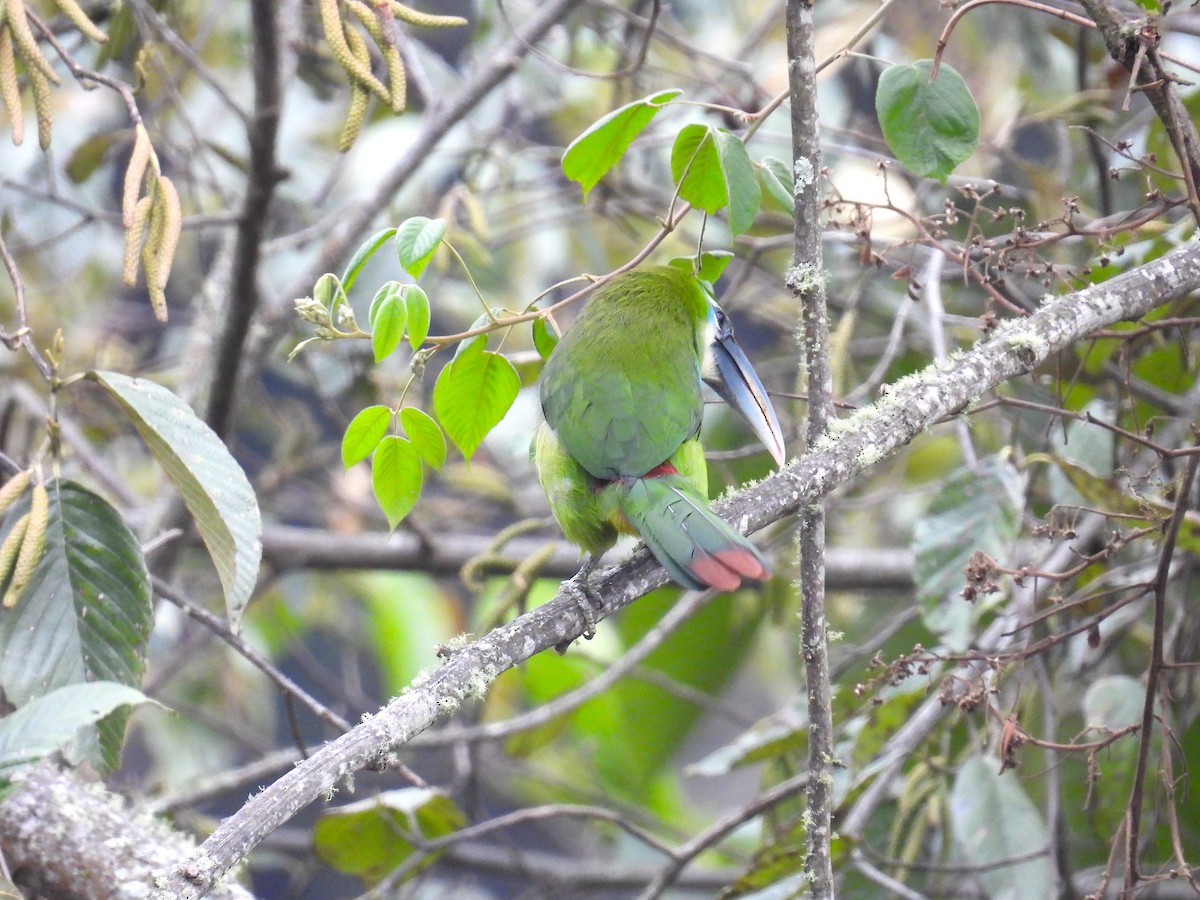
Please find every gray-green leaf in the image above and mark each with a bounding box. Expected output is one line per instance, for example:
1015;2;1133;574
0;481;152;772
0;681;150;775
87;371;262;630
950;756;1054;900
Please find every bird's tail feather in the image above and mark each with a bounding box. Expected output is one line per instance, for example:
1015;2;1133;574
618;475;770;591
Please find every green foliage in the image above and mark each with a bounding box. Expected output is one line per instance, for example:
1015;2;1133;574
88;371;262;630
561;88;683;197
404;284;431;349
399;407;447;469
0;481;153;772
314;788;466;883
372;436;423;530
669;250;735;284
342;405;392;469
0;682;151;777
341;228;398;292
532;317;559;360
758;155;794;211
876;60;979;182
395;217;446;279
432;336;520;463
368;282;408;362
670;124;762;235
949;756;1055;899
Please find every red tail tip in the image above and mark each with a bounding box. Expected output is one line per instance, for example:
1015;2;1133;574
690;548;771;591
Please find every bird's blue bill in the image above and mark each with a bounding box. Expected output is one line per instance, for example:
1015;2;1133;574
705;330;786;468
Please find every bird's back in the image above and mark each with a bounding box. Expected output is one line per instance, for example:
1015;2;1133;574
540;268;707;480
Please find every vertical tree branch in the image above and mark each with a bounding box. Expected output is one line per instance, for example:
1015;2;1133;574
203;0;283;437
1123;436;1200;890
785;0;834;895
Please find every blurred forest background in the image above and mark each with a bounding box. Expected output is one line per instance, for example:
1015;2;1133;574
1;0;1200;897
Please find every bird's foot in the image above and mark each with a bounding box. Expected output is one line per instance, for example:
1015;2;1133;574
556;558;604;652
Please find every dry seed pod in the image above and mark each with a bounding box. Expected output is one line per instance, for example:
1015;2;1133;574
123;124;151;227
0;26;24;146
6;480;48;605
152;175;181;293
338;79;368;152
0;511;29;605
319;0;388;103
28;60;50;148
4;0;60;85
390;2;467;28
141;192;166;318
382;36;404;113
122;194;152;286
345;4;405;113
52;0;108;44
0;469;30;517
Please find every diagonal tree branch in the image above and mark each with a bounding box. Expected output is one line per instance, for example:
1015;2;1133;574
0;765;254;900
155;241;1200;898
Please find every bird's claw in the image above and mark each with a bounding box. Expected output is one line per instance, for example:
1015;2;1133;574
556;561;603;652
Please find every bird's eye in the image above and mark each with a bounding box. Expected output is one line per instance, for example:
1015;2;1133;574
714;308;728;328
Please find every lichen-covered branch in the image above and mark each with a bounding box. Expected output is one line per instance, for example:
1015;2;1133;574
156;241;1200;897
0;764;254;900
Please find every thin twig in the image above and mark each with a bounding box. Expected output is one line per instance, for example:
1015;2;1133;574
1122;434;1200;889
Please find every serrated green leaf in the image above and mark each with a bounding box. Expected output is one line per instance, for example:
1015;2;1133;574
532;317;559;360
372;437;422;529
343;406;393;469
341;227;397;293
400;407;446;469
714;130;761;235
432;337;519;462
759;155;794;212
562;89;683;198
370;290;407;363
395;217;446;279
0;682;150;775
0;481;152;772
405;285;430;349
950;756;1054;900
87;371;262;630
876;60;980;182
315;788;465;883
671;123;726;214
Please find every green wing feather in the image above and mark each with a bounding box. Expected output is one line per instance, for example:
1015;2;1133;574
541;267;707;479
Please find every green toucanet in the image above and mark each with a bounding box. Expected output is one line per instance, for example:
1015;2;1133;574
536;265;785;594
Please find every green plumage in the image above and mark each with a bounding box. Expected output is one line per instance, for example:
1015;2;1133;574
540;266;709;480
536;266;774;592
